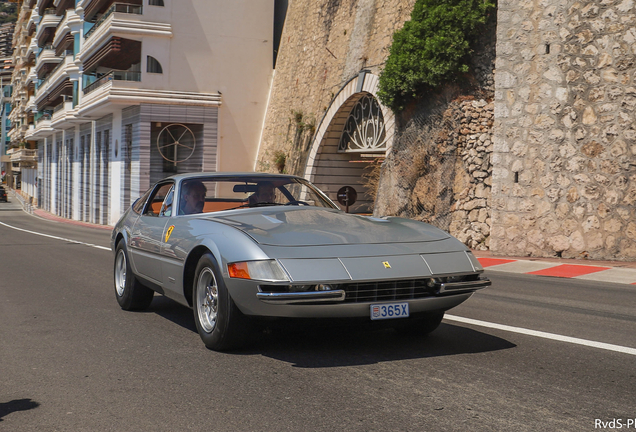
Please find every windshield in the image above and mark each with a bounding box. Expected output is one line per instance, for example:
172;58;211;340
177;176;338;215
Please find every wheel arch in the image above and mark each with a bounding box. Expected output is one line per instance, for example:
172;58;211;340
183;245;217;308
114;232;125;250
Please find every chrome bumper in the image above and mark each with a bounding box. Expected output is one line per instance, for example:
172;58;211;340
256;277;490;305
437;278;491;294
256;290;346;304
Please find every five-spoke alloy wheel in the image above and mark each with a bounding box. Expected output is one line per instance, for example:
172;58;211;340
114;241;154;310
192;253;251;351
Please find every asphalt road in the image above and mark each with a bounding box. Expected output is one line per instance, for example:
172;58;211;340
1;199;634;431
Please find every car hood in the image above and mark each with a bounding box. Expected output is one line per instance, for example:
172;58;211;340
209;207;450;246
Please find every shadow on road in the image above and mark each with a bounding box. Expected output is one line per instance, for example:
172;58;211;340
148;296;515;367
249;323;516;368
0;399;40;421
147;295;197;332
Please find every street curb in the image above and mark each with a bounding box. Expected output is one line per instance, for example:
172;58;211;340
31;208;112;230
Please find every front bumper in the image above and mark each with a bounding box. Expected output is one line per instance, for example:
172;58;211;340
228;277;489;318
256;277;491;304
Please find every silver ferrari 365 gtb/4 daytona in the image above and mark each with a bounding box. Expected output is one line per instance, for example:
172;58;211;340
111;173;490;350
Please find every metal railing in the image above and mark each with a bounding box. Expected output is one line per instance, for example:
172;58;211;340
10;148;37;162
84;3;143;39
83;70;141;95
34;110;53;124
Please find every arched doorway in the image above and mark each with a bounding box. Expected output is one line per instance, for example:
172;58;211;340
305;71;395;214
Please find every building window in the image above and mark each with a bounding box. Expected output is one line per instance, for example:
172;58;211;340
147;56;163;74
149;0;164;6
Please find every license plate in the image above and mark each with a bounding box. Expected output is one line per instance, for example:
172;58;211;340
370;302;409;320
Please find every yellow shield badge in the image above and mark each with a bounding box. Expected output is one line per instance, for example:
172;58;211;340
382;261;391;268
165;225;175;242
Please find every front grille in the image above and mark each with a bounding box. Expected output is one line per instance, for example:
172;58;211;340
341;279;438;303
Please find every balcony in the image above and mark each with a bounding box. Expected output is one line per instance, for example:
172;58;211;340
36;75;74;111
78;4;171;63
26;38;39;62
27;8;39;34
54;0;75;16
51;100;76;126
83;69;140;95
26;95;36;113
85;3;142;39
37;0;55;13
27;110;54;139
25;68;37;87
36;10;62;47
35;51;62;85
83;0;141;22
9;148;38;165
53;9;81;52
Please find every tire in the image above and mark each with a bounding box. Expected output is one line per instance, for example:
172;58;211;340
192;253;251;351
395;311;445;336
114;241;154;311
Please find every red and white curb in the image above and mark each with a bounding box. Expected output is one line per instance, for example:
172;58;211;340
477;257;636;285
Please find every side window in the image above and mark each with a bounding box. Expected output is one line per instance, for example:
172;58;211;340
160;186;174;217
132;188;153;214
149;0;164;5
143;182;174;217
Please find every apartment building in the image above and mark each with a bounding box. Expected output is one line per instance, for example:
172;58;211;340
0;22;15;57
9;0;278;224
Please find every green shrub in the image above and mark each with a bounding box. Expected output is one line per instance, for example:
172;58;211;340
378;0;495;112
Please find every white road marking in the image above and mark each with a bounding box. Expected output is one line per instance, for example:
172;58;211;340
445;314;636;356
0;220;111;251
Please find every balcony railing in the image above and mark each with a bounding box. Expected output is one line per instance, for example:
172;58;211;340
84;3;143;39
53;101;65;113
10;148;38;163
83;70;141;94
34;110;53;124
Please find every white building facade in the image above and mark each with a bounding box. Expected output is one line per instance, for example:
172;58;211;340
10;0;278;225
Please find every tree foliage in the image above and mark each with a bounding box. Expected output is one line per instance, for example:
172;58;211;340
378;0;495;112
0;1;17;25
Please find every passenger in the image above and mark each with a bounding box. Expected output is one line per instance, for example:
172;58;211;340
180;180;207;215
248;181;275;205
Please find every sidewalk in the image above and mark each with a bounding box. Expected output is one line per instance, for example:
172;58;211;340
32;208;112;231
8;187;111;231
472;250;636;285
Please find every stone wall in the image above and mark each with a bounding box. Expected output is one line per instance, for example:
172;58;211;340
257;0;416;174
374;94;494;250
493;0;636;260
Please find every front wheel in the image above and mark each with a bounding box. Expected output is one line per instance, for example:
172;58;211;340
114;241;154;310
192;253;251;351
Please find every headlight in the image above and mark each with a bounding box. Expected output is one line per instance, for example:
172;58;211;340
227;260;289;282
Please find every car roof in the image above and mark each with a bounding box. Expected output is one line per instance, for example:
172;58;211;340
166;172;305;182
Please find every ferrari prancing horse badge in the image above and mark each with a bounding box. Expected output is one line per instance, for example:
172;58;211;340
165;225;175;242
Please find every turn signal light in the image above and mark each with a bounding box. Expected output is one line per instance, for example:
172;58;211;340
228;262;250;279
227;260;289;282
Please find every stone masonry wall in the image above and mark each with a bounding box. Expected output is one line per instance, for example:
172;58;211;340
374;96;494;250
257;0;416;174
493;0;636;260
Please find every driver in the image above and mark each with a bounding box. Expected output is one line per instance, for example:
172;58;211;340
248;181;275;205
180;180;207;215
